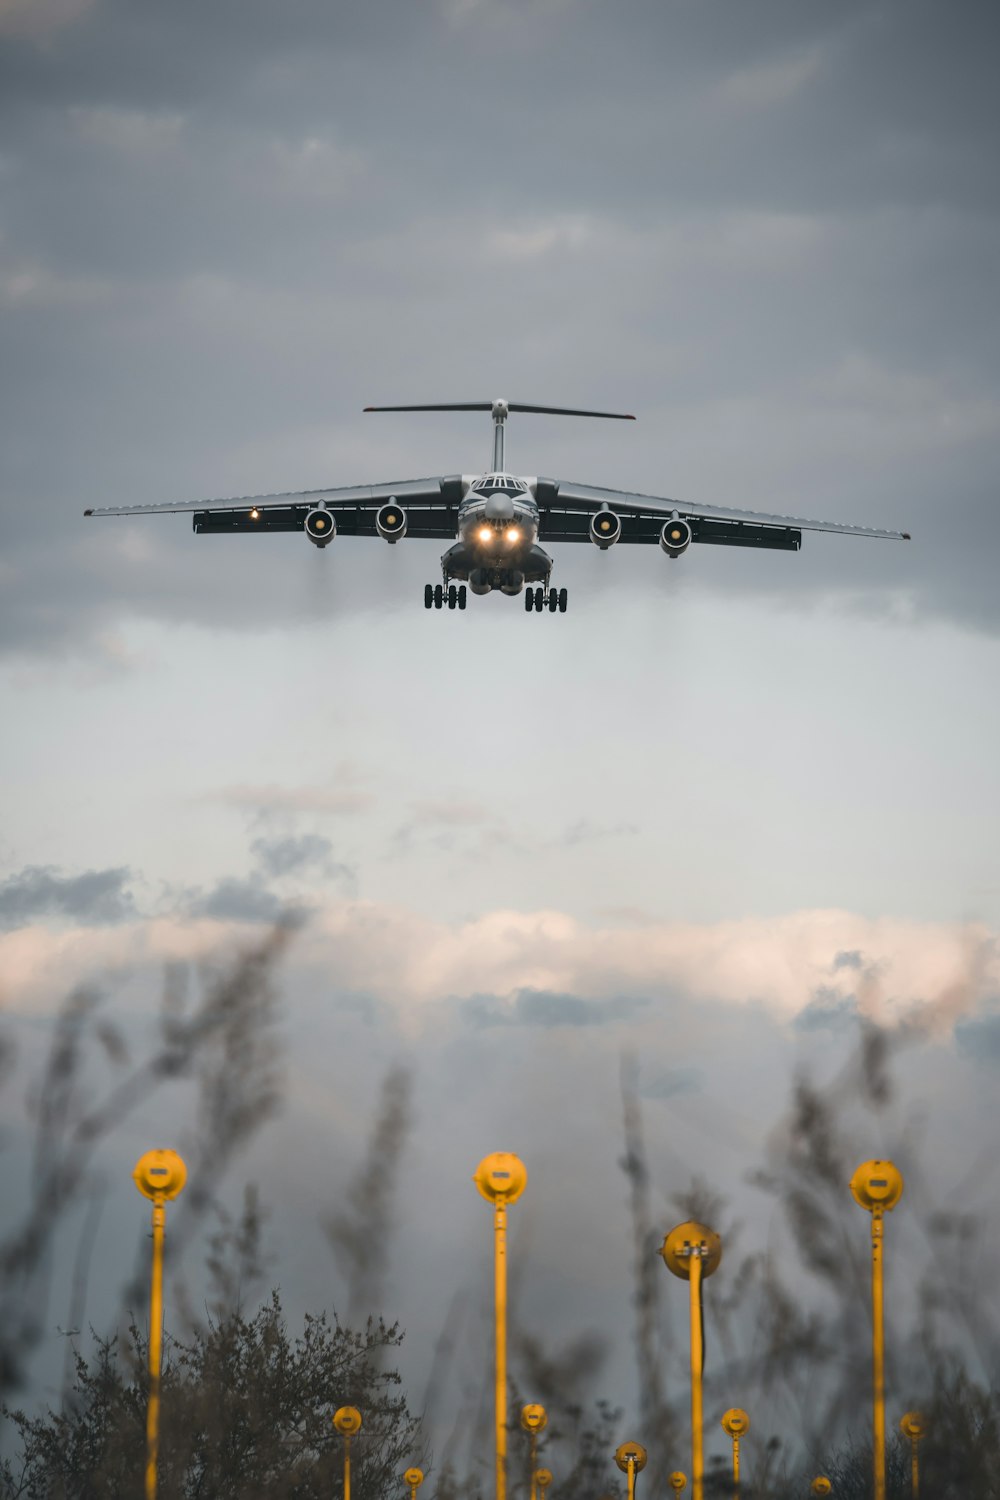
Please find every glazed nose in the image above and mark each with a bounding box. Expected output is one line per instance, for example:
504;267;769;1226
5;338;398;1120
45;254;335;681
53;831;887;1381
484;494;515;521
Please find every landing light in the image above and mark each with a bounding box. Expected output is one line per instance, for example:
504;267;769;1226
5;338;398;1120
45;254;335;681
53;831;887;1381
250;507;260;520
479;527;492;543
506;528;519;543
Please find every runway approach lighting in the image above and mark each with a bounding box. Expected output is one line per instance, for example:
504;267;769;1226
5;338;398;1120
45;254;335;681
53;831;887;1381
133;1149;187;1500
720;1409;750;1496
851;1160;904;1500
662;1221;722;1500
899;1412;927;1497
536;1467;553;1500
810;1480;832;1496
669;1475;687;1495
333;1406;363;1500
474;1153;527;1500
521;1403;548;1500
615;1442;647;1500
404;1467;424;1500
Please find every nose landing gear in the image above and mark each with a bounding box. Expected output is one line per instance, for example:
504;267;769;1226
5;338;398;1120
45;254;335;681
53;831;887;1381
524;586;568;613
424;583;467;610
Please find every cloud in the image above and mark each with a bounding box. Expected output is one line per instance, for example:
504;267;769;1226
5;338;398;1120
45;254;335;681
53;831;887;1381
250;833;354;885
955;1010;1000;1064
188;876;290;925
0;0;96;41
0;866;135;930
461;987;648;1028
2;898;995;1036
211;782;373;817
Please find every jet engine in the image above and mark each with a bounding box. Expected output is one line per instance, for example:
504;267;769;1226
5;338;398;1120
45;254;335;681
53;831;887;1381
375;500;407;542
305;507;336;547
660;516;692;557
590;509;621;549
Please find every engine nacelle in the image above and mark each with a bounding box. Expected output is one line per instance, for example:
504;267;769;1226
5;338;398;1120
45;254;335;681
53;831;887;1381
499;571;525;596
375;500;407;543
660;516;692;558
590;508;621;549
305;507;336;547
468;568;492;596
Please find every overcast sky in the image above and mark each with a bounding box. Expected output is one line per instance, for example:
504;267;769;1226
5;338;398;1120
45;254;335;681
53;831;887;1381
2;0;1000;1479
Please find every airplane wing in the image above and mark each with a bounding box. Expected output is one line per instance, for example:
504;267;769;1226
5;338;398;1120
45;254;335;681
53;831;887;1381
533;479;910;549
85;476;466;540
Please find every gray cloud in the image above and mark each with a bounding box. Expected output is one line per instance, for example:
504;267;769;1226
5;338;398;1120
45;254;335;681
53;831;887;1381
832;949;864;972
954;1009;1000;1064
250;833;354;885
0;865;135;928
188;875;291;925
461;987;648;1028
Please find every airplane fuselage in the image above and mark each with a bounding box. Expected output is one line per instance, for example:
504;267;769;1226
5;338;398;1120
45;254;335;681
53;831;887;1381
443;471;550;596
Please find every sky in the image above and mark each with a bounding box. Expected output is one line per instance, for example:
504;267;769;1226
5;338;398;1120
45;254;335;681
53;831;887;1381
2;0;1000;1480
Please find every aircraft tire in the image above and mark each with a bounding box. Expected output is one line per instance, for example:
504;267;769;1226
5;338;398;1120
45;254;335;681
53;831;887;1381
558;588;568;613
548;590;558;613
447;584;457;609
424;584;433;609
534;587;545;611
458;586;467;610
434;583;444;609
525;589;533;612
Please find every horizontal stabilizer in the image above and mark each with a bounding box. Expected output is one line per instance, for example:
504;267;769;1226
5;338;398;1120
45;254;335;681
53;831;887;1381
364;402;635;420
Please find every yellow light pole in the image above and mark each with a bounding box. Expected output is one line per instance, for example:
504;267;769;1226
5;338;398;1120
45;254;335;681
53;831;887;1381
661;1221;723;1500
810;1480;831;1496
133;1148;187;1500
521;1403;548;1500
850;1160;904;1500
615;1442;647;1500
404;1466;424;1500
669;1474;687;1497
899;1412;926;1498
720;1409;749;1498
474;1153;527;1500
333;1406;363;1500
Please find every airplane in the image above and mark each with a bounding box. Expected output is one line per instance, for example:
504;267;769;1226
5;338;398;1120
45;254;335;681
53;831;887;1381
84;399;911;613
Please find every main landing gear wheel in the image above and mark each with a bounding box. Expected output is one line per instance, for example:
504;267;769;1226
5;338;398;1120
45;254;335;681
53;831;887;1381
433;583;444;609
458;585;467;610
525;589;534;612
558;588;568;613
424;584;433;609
548;590;558;612
447;584;458;609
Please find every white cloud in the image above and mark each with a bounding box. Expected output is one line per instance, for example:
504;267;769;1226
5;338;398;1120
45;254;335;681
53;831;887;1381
2;901;994;1036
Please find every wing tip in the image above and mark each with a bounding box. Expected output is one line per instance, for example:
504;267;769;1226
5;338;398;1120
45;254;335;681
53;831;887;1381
84;508;93;516
902;531;912;540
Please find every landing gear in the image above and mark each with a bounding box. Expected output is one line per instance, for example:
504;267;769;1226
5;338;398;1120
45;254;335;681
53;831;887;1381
425;583;466;610
525;585;567;614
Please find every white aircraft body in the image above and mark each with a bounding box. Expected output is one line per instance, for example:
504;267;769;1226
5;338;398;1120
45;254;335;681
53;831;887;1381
85;399;910;613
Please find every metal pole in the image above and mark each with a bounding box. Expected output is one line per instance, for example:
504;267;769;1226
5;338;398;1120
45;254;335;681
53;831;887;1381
530;1431;537;1500
872;1208;886;1500
145;1198;165;1500
911;1434;919;1499
690;1252;704;1500
626;1458;636;1500
495;1196;508;1500
344;1433;351;1500
732;1434;740;1499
